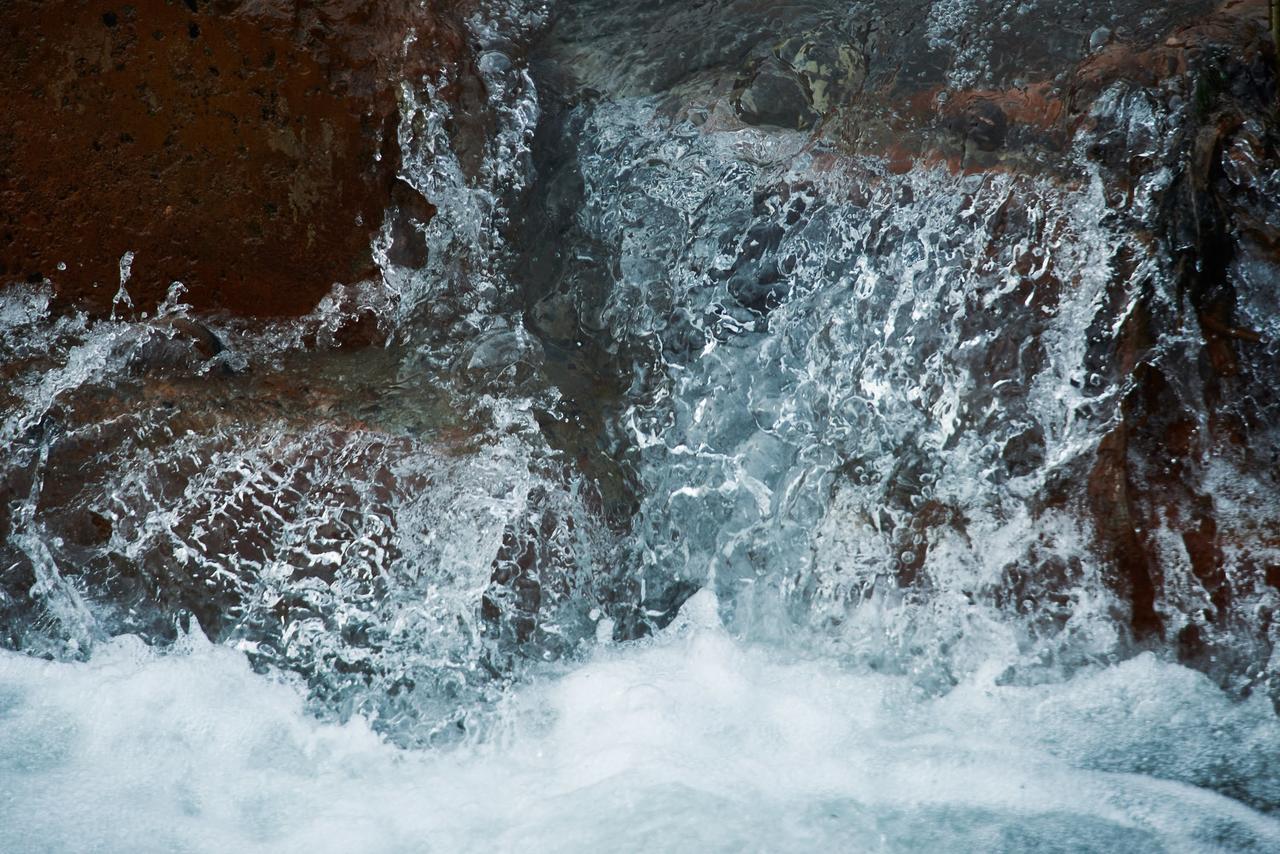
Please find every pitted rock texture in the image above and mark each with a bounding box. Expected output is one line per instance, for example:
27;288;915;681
0;0;469;316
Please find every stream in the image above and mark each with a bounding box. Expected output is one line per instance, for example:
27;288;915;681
3;1;1279;851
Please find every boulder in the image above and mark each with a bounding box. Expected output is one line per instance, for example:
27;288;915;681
0;0;469;316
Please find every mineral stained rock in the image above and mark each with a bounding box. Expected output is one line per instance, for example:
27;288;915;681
0;0;468;315
535;0;1280;689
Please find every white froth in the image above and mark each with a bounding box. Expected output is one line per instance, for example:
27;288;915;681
1;595;1276;853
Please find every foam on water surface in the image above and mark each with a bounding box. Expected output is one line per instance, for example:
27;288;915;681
1;593;1277;853
4;2;1280;850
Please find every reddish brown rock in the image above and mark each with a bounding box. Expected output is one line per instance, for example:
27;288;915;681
831;0;1274;177
0;0;468;316
813;0;1280;664
1064;3;1280;661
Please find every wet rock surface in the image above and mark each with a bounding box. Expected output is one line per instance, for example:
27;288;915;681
0;0;628;746
528;0;1280;700
3;0;1280;767
0;0;470;315
0;299;598;743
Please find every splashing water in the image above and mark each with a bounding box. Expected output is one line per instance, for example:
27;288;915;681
3;0;1279;850
2;595;1279;853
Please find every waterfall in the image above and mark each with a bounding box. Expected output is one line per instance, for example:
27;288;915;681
2;1;1279;850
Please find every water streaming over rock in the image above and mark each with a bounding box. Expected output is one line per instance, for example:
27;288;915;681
3;0;1280;850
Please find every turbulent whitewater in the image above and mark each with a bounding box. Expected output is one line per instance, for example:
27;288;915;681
3;594;1279;852
3;0;1280;851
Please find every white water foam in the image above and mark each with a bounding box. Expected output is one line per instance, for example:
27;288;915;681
2;591;1276;853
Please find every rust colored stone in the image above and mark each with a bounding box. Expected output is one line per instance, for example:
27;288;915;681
829;0;1274;179
1088;426;1162;636
0;0;469;316
856;0;1280;658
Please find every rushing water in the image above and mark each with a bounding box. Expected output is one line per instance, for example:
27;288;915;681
3;0;1279;850
3;596;1279;852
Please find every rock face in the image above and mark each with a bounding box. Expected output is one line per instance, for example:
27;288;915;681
0;0;468;315
825;0;1280;675
0;302;595;743
3;0;1280;740
979;0;1280;673
529;0;1280;695
898;0;1280;681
